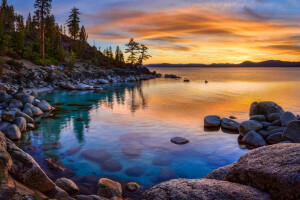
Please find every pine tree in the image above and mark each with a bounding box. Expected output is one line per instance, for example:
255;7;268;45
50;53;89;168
66;7;80;40
138;44;151;67
79;25;88;55
125;38;140;65
34;0;52;59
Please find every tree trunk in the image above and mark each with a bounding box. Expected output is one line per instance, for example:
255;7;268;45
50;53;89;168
42;26;45;59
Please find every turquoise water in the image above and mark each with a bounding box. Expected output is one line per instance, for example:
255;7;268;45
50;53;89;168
19;67;300;195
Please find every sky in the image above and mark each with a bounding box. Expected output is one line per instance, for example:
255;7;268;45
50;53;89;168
8;0;300;64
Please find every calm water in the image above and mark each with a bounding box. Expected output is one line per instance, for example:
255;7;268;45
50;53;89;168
19;67;300;196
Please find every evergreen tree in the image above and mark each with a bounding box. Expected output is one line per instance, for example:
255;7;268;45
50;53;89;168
138;44;151;67
125;38;140;64
66;7;80;40
79;25;88;55
34;0;52;59
115;45;125;67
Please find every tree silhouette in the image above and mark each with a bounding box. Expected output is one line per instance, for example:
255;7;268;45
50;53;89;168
66;7;80;40
138;44;151;67
34;0;52;59
125;38;140;64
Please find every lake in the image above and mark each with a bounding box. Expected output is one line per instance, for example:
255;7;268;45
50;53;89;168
19;67;300;196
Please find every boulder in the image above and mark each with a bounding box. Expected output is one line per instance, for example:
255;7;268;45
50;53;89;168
55;178;79;194
271;119;281;126
23;103;33;109
250;101;284;121
14;117;26;132
238;120;263;137
16;111;33;123
125;182;140;193
0;91;13;103
268;113;281;122
141;178;271;200
15;94;34;104
242;131;266;147
9;99;23;109
221;118;240;131
204;115;221;127
97;178;122;199
6;124;21;140
32;106;43;116
170;137;189;145
6;139;55;192
0;122;11;132
37;100;52;112
76;195;108;200
281;111;296;127
22;107;33;117
204;162;237;181
1;112;15;122
45;186;69;200
250;115;266;122
267;126;281;131
266;132;284;144
282;121;300;142
98;79;109;84
260;121;272;129
225;144;300;200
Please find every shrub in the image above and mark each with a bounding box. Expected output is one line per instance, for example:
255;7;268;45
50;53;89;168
6;60;23;71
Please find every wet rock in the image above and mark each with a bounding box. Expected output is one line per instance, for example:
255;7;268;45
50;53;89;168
24;103;33;109
2;112;15;122
6;139;55;192
229;116;237;119
281;111;296;127
81;149;111;163
158;168;177;182
32;106;43;116
0;91;13;103
101;159;122;172
141;178;271;200
152;157;173;167
221;118;240;131
76;195;108;200
238;120;263;137
45;186;69;200
170;137;189;145
204;162;237;181
14;117;26;132
15;94;34;104
125;166;146;177
250;115;266;122
37;100;52;111
97;178;122;199
9;99;23;109
260;121;272;129
23;107;33;117
271;119;281;126
204;115;221;127
6;124;21;140
55;178;79;194
267;126;281;131
266;132;284;144
282;121;300;142
268;113;281;122
66;146;81;155
225;144;300;200
0;122;11;132
16;111;33;123
98;79;109;84
26;123;35;130
125;182;140;193
250;101;284;121
242;131;266;147
45;158;65;171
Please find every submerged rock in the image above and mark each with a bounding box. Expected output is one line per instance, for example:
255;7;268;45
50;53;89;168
204;115;221;127
152;157;173;167
81;149;111;163
125;166;146;177
225;144;300;200
141;178;271;200
97;178;122;199
101;159;122;172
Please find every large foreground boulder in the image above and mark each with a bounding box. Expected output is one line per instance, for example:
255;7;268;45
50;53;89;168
225;144;300;200
282;120;300;143
141;178;271;200
250;101;284;121
6;139;55;192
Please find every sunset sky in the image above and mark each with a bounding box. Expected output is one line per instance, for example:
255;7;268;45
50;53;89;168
9;0;300;64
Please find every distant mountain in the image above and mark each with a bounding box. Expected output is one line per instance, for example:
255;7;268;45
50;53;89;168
145;60;300;68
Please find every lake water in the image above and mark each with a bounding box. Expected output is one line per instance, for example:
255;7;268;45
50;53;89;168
19;67;300;196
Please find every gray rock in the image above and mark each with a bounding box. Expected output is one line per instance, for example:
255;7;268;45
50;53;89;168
14;117;26;132
32;106;43;116
37;100;52;111
204;162;237;181
23;107;33;117
225;144;300;200
9;99;23;109
55;178;79;194
260;121;272;129
16;111;33;123
267;126;281;131
15;94;34;104
141;178;271;200
221;118;240;131
250;101;284;121
282;121;300;142
24;103;33;109
204;115;221;127
6;124;21;140
76;195;108;200
0;91;13;103
1;112;15;122
6;139;56;192
271;119;281;126
238;120;263;137
268;113;281;122
250;115;266;122
0;122;11;133
266;132;284;144
170;137;189;145
281;111;296;127
242;131;266;147
97;178;122;199
45;186;69;200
